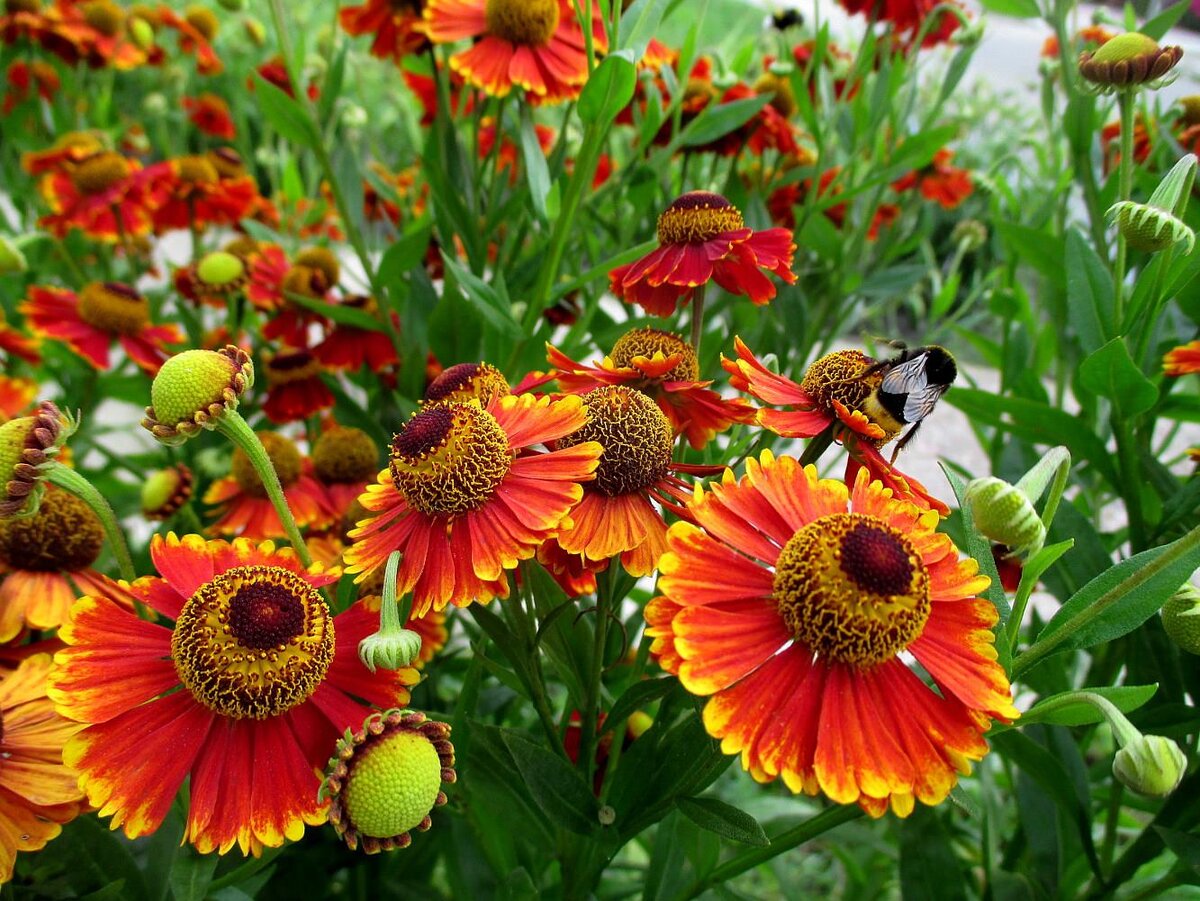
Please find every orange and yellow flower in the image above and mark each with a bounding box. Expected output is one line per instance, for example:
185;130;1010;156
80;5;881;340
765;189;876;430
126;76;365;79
1165;340;1200;375
345;392;602;616
0;485;118;643
204;431;336;540
0;653;86;882
0;377;36;424
49;534;419;855
891;149;973;210
609;192;797;317
314;296;399;374
150;155;259;233
37;150;168;240
646;454;1018;817
20;283;182;372
424;0;607;103
546;328;754;450
0;315;40;365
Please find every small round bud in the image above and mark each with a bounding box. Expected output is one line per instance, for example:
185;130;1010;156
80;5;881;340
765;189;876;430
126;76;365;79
0;402;74;517
141;92;167;117
142;346;253;446
1161;584;1200;654
963;476;1045;559
321;709;455;853
128;14;155;49
1108;201;1195;254
952;219;988;252
1079;32;1183;90
1113;734;1187;797
358;628;423;673
141;464;194;520
243;16;266;46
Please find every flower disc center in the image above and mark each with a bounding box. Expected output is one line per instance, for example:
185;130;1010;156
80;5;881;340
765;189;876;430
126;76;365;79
69;152;130;194
610;328;699;383
171;564;334;720
485;0;560;46
558;386;672;496
800;349;876;412
656;191;745;244
772;512;930;668
77;281;149;336
0;488;103;572
389;403;512;516
231;431;302;497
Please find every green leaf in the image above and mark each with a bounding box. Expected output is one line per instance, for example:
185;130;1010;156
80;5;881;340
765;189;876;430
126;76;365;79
578;52;638;125
1154;826;1200;875
1026;525;1200;669
900;807;969;900
440;255;522;338
1142;0;1190;40
254;76;320;149
619;0;670;60
1065;227;1115;354
519;107;553;223
1013;685;1159;728
500;729;600;835
168;849;219;901
678;94;772;148
377;218;433;287
284;292;388;332
995;221;1064;282
977;0;1040;16
675;797;769;847
1078;337;1158;418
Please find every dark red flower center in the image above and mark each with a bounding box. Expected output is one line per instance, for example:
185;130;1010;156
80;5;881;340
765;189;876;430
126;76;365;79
656;191;746;245
423;361;510;406
773;512;930;668
227;582;305;649
389;403;512;516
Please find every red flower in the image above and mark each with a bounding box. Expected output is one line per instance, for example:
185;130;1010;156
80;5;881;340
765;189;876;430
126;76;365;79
183;94;236;139
892;149;973;210
37;150;169;241
840;0;964;47
20;283;181;372
155;4;222;74
338;0;427;62
49;534;418;854
314;296;399;373
151;155;259;233
262;349;336;424
609;192;797;317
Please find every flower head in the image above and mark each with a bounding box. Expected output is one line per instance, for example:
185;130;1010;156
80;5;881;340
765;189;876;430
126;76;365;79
424;0;607;103
345;391;602;616
1079;32;1182;91
339;0;427;63
646;454;1017;816
20;282;183;372
547;329;755;450
141;464;195;521
49;533;419;854
0;400;74;517
142;346;254;446
609;191;796;317
321;709;454;852
263;349;336;424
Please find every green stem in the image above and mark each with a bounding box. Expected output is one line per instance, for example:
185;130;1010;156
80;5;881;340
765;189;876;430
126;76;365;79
1012;522;1200;678
673;805;864;900
1115;417;1147;551
1114;90;1136;326
1102;782;1125;875
509;564;571;758
214;411;312;566
689;283;707;356
578;564;615;781
44;463;135;582
176;502;205;536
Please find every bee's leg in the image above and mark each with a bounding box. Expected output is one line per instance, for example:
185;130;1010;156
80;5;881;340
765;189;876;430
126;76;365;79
888;420;924;463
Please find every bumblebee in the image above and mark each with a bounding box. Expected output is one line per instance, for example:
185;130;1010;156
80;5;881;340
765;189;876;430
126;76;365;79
771;9;804;30
859;344;957;461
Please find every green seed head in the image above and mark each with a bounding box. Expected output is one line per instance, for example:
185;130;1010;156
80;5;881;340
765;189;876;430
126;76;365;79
0;417;33;495
141;465;193;520
144;347;252;445
344;731;442;838
196;251;246;288
1091;32;1160;64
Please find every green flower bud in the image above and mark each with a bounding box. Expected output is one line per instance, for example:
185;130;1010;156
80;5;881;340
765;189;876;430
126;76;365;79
0;402;74;517
140;464;193;520
964;476;1045;559
952;219;988;253
1108;201;1195;253
1079;32;1183;91
1113;734;1187;797
142;346;253;446
1161;583;1200;654
358;627;423;673
128;14;155;49
321;709;456;853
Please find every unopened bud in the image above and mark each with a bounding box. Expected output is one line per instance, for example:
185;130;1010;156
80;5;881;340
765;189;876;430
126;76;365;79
1161;583;1200;654
1114;734;1187;797
358;627;423;673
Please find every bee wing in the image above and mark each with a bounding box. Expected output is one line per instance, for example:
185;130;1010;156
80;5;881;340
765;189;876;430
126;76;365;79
903;383;948;422
880;354;930;394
